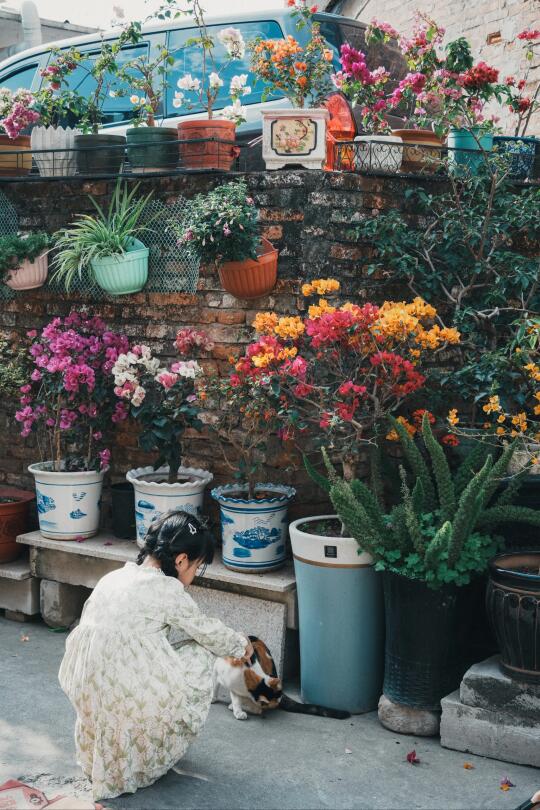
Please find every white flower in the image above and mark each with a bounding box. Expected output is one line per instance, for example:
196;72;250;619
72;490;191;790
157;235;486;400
172;97;183;109
229;73;248;94
171;359;202;378
130;94;139;104
217;27;246;59
177;74;200;92
131;386;146;407
221;98;247;125
209;71;224;90
109;90;117;98
242;85;251;96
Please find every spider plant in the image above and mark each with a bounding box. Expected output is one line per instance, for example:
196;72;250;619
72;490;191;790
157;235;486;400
51;180;153;290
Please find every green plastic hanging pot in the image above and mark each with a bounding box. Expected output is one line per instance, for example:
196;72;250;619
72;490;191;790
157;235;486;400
447;128;493;175
90;238;149;295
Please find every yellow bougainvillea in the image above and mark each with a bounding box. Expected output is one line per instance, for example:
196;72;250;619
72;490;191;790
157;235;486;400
274;316;306;340
252;312;278;335
302;278;340;297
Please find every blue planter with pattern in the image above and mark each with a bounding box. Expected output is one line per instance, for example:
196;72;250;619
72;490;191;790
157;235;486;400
212;483;296;573
28;462;105;540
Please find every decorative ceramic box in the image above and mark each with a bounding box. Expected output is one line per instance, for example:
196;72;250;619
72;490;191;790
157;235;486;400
261;108;329;170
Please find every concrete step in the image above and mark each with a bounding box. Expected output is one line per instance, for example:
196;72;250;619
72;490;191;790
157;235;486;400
0;557;40;618
441;690;540;768
461;655;540;722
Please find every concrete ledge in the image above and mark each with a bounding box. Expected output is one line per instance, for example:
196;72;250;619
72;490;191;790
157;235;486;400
0;559;40;615
440;690;540;768
460;655;540;722
17;531;297;628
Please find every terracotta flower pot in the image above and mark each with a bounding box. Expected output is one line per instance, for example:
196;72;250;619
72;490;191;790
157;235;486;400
177;119;238;171
5;253;48;290
391;129;444;174
0;487;35;563
218;238;278;299
0;134;32;176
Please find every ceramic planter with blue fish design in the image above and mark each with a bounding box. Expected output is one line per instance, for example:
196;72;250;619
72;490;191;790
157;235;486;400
212;483;296;573
28;462;106;540
126;465;213;548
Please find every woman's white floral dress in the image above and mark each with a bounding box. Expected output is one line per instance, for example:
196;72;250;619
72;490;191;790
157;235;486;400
58;562;246;800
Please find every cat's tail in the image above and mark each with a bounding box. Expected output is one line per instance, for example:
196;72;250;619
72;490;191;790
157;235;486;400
279;694;351;719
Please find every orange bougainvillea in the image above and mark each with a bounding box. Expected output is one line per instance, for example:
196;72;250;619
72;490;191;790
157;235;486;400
250;5;334;107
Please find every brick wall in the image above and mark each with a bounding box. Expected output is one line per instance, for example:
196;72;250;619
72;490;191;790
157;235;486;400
0;169;447;523
324;0;539;135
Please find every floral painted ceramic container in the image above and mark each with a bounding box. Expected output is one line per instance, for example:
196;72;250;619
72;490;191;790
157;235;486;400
261;108;329;170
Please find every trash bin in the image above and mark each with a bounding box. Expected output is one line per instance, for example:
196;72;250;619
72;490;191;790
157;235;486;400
290;515;384;713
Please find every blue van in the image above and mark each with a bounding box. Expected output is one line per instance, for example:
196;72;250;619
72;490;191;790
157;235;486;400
0;9;405;139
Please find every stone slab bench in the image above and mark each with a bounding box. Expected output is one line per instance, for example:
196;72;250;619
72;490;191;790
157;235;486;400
0;557;40;621
17;531;298;676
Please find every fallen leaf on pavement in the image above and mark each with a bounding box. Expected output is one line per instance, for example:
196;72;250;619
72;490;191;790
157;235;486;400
103;541;113;546
345;748;352;755
463;763;475;770
500;777;515;791
406;750;420;765
20;634;29;642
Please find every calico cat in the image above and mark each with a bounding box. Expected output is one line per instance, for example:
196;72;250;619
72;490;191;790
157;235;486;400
213;635;350;721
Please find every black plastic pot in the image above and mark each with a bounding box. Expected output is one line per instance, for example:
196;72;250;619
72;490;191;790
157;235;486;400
382;571;464;710
75;133;126;175
111;481;136;540
493;135;537;179
486;551;540;683
126;127;178;172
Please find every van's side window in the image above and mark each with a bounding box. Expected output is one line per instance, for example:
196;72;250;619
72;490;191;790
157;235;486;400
167;20;285;117
60;43;150;126
0;62;39;92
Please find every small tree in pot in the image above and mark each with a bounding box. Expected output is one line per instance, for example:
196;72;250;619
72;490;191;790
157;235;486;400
177;180;278;299
113;329;214;546
18;311;131;540
0;88;40;176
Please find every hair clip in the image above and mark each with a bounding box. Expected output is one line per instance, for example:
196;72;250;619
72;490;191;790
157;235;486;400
187;523;197;535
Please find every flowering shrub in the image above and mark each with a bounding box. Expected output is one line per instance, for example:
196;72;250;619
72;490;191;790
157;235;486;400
226;279;459;478
177;181;259;266
250;2;334;108
112;329;212;483
331;44;392;133
0;88;40;139
365;13;518;136
34;50;83;127
507;29;540;136
15;312;130;472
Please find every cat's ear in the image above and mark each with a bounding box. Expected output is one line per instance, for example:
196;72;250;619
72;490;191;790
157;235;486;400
252;639;276;676
268;677;282;692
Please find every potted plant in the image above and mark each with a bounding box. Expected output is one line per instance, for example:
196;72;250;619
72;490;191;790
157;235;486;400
17;312;130;540
0;88;39;176
159;0;249;169
495;30;540;179
31;51;83;177
50;29;135;174
331;42;403;173
52;181;151;295
204;365;295;573
326;415;540;731
486;551;540;683
0;232;51;290
113;330;214;546
251;2;334;170
178;180;277;299
0;339;34;562
114;22;178;173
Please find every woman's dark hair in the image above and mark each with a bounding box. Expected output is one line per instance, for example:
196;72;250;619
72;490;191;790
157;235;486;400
137;510;214;578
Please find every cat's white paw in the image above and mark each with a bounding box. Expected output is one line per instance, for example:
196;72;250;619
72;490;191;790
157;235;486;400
233;709;248;721
227;703;234;711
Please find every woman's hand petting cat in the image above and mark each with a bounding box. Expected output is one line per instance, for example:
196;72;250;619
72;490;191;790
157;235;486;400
243;640;254;662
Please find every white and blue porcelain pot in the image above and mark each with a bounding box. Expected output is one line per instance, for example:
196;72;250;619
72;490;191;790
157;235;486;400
28;462;106;540
126;465;213;548
212;483;296;573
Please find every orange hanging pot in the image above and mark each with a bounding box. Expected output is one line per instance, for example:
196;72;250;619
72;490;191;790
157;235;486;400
218;238;278;299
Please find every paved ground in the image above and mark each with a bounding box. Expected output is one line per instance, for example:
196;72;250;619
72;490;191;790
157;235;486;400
1;616;538;810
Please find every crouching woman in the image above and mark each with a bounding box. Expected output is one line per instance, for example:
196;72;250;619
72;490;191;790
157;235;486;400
59;510;251;801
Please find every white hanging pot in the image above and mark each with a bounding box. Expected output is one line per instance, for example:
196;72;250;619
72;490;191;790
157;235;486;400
5;253;48;290
31;125;80;177
28;462;105;540
354;134;403;173
126;465;213;547
212;483;296;573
